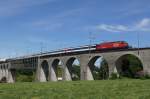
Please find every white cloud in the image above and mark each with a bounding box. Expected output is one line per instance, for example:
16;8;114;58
93;18;150;32
95;24;130;32
136;18;150;28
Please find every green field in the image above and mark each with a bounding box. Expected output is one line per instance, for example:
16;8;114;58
0;79;150;99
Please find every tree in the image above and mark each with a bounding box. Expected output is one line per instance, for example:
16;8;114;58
120;55;143;78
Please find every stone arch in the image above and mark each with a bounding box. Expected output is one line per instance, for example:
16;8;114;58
0;64;7;83
41;60;49;81
88;56;109;80
115;54;144;78
0;63;15;83
51;58;63;81
66;57;80;81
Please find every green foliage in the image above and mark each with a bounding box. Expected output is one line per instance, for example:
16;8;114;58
110;73;118;80
72;65;80;80
56;65;80;81
56;65;63;77
119;55;143;78
99;60;109;80
16;75;34;82
16;69;35;82
140;74;150;80
144;74;150;79
92;60;109;80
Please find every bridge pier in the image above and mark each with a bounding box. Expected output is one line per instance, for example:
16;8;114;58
35;58;41;82
140;54;150;75
39;66;47;82
0;65;3;80
80;55;94;80
50;65;58;81
63;65;72;81
36;58;48;82
62;58;72;81
5;68;9;80
49;59;57;81
107;62;119;78
7;69;15;83
1;64;5;79
102;55;119;78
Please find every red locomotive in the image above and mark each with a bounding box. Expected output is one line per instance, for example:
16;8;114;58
96;41;129;50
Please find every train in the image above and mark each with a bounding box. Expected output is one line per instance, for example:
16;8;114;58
60;41;129;53
96;41;129;50
8;41;129;60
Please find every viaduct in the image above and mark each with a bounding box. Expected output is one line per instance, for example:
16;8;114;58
0;47;150;83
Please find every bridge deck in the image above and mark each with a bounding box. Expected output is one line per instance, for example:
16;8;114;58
6;47;150;61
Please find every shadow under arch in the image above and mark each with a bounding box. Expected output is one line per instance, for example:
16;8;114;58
41;60;49;81
10;69;16;83
66;57;80;81
0;77;7;83
88;56;109;80
52;59;63;81
115;54;143;78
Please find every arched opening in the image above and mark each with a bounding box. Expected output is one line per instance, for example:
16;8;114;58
52;59;63;81
41;60;49;81
0;77;7;83
115;54;143;78
16;69;35;82
88;56;109;80
66;57;80;81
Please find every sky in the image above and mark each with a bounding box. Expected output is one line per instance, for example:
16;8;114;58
0;0;150;58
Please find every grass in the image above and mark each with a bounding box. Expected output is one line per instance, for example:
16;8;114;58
0;79;150;99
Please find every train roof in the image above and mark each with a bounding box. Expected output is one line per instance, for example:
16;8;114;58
99;41;128;44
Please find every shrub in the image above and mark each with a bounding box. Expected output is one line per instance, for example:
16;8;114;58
16;69;35;82
140;73;150;80
110;73;118;80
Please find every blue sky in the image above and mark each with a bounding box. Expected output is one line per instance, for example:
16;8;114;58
0;0;150;58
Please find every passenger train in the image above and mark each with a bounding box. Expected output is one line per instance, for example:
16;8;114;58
9;41;129;60
59;41;129;53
